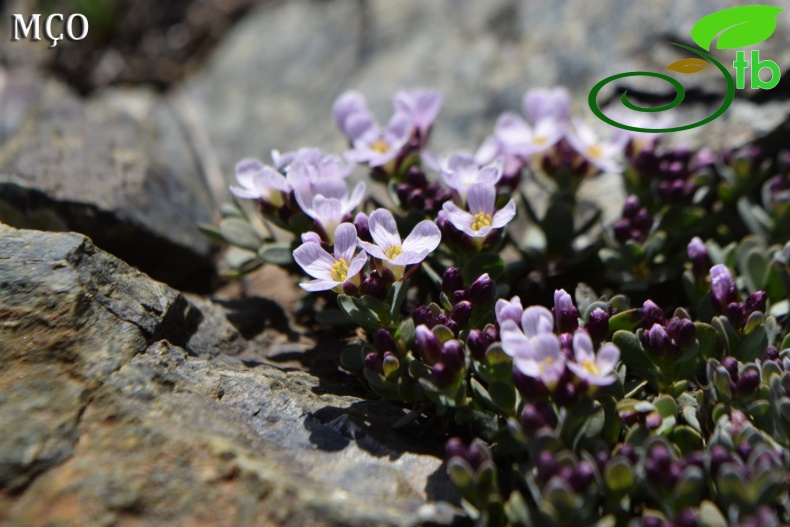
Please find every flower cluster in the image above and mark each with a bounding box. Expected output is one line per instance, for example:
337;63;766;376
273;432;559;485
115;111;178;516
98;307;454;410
204;86;790;527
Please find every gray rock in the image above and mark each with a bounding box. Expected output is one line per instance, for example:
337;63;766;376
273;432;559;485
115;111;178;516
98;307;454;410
0;224;457;526
182;0;790;179
0;75;218;293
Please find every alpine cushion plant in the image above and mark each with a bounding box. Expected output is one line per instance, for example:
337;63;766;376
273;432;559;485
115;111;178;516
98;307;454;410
203;85;790;527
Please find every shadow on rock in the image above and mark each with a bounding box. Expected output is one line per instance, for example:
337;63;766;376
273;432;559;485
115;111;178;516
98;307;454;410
212;296;295;340
304;403;447;460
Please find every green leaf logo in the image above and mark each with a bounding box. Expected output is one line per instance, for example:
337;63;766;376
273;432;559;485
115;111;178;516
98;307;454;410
691;5;783;51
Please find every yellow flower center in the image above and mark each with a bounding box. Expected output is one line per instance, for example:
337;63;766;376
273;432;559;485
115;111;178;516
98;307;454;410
582;359;599;375
540;356;554;372
331;258;349;282
587;145;603;159
386;245;403;260
371;140;390;154
471;212;493;231
533;136;547;145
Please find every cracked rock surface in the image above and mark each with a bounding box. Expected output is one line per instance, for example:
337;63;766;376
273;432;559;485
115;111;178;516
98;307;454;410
0;224;457;527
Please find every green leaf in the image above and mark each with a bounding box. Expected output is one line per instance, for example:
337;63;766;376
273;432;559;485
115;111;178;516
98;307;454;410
219;217;261;251
613;331;660;388
224;247;259;270
691;5;783;51
654;395;677;419
198;223;226;242
608;309;642;333
258;242;293;266
316;309;355;327
488;380;516;415
337;294;381;330
462;253;505;284
387;280;409;323
339;345;365;371
698;500;727;527
604;457;634;494
694;322;722;359
744;249;768;293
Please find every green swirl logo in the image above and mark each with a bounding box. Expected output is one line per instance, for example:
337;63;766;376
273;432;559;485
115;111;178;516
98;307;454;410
589;5;784;133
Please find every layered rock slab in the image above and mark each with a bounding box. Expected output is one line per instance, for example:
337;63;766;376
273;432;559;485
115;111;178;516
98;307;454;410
0;224;455;527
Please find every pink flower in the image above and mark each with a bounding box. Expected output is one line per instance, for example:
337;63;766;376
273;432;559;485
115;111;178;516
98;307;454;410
441;182;516;239
566;330;619;386
359;209;441;277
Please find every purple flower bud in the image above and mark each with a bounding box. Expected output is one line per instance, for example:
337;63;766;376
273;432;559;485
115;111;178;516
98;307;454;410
415;325;442;364
450;300;472;327
412;305;435;328
406;166;427;187
441;340;466;372
725;302;745;329
396;184;412;206
632;208;652;233
709;445;730;476
682;451;705;470
452;290;468;303
468;274;494;308
622;195;641;218
379;267;396;285
342;281;359;295
762;346;780;362
736;442;753;462
446;320;461;335
745;291;767;315
360;276;387;301
735;368;759;395
641;323;677;357
687;237;711;278
466;441;491;471
354;212;371;242
665;317;696;347
431;362;454;388
513;368;548;398
618;443;638;465
466;329;489;362
364;352;383;374
407;189;426;210
585;308;610;342
442;267;464;296
641;300;665;328
445;437;467;460
554;381;577;407
553;289;579;333
569;461;594;493
642;516;663;527
645;411;663;430
536;450;558;483
613;218;632;243
720;356;739;382
674;509;699;527
710;264;738;313
520;401;558;435
619;408;638;427
373;328;397;353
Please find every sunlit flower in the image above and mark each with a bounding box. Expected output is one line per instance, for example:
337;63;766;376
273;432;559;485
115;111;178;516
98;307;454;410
521;306;555;338
565;118;623;174
229;158;290;208
332;91;372;142
440;154;503;205
293;223;367;292
359;209;441;277
393;89;442;142
290;161;366;241
495;296;524;328
501;319;565;390
522;86;571;125
566;330;619;386
441;182;516;239
346;112;412;168
272;147;353;179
